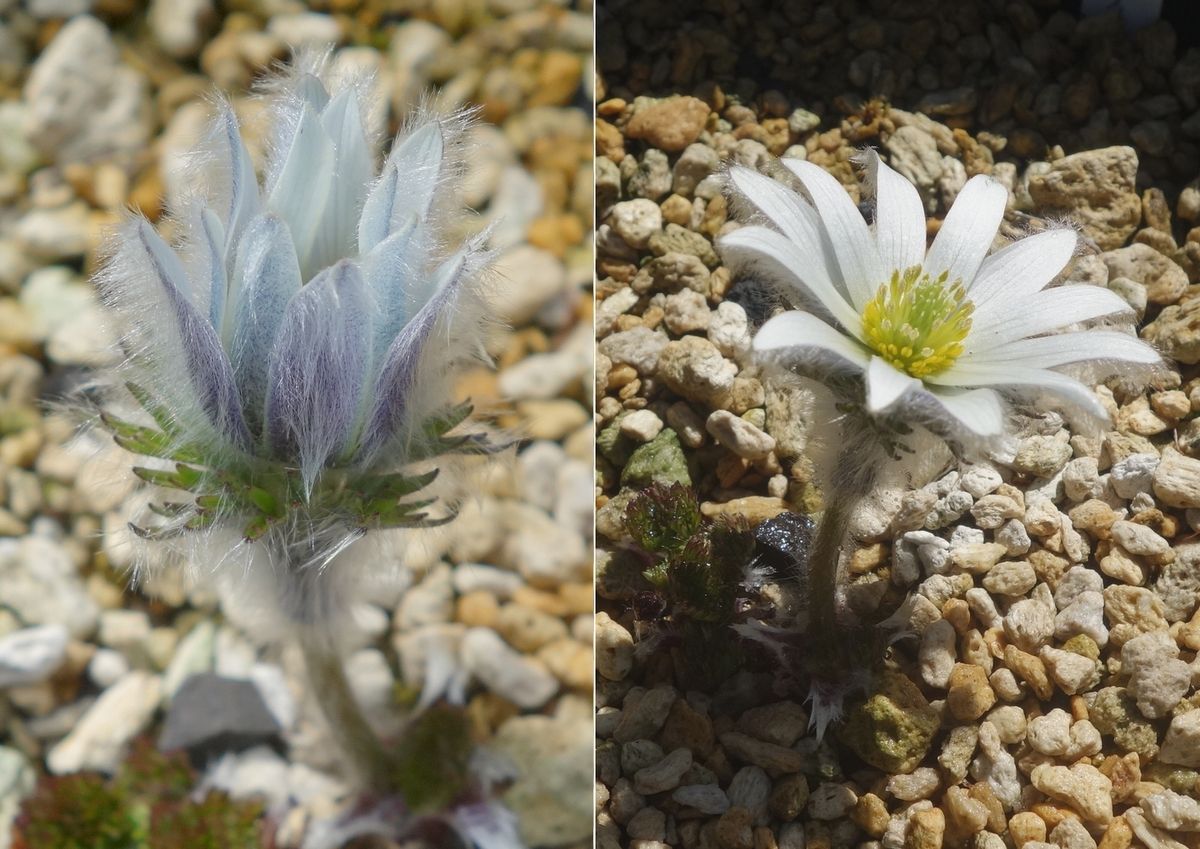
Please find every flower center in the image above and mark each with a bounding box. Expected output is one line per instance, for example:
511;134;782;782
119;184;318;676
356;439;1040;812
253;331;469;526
861;265;974;378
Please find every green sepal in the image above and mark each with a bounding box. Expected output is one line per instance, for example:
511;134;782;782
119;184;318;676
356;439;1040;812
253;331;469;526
103;413;201;465
147;501;189;518
361;467;440;500
246;486;282;518
133;464;205;492
126;382;180;436
242;514;272;542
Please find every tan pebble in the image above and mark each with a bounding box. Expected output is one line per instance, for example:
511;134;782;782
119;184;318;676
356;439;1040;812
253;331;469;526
943;598;972;633
1031;763;1113;824
1097;816;1133;849
969;783;1007;833
1009;811;1049;847
1031;803;1080;830
1005;645;1054;700
849;543;888;574
906;808;946;849
715;806;753;849
947;663;997;721
660;194;693;226
457;591;499;627
944;786;989;837
558;582;593;615
852;793;889;838
753;826;777;849
537;638;592;691
512;586;569;617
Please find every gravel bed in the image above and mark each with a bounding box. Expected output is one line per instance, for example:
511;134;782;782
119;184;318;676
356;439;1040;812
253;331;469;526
595;3;1200;849
0;1;592;846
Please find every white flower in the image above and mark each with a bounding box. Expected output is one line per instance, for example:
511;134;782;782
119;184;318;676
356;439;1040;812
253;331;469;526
719;151;1161;449
96;58;497;627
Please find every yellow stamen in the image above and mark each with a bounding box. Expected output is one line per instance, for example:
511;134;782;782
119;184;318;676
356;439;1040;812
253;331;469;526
861;265;974;378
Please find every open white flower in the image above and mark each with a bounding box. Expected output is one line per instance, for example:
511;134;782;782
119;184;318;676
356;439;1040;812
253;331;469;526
719;150;1161;447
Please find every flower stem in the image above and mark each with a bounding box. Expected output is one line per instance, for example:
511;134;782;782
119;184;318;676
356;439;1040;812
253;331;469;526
298;627;400;794
807;422;880;639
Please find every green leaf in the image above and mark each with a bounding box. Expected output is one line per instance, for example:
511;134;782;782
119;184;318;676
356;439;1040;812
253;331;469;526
245;486;282;518
242;515;271;542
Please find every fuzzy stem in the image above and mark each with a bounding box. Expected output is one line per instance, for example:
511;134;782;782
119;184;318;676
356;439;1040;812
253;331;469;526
298;627;400;794
807;421;880;638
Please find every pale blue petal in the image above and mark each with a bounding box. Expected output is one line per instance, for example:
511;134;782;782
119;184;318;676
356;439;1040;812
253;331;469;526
197;208;228;331
356;121;442;253
361;215;421;362
211;103;260;260
132;221;250;447
266;103;335;279
264;261;372;489
356;163;398;254
360;249;468;457
308;88;375;274
294;72;331;112
228;214;303;434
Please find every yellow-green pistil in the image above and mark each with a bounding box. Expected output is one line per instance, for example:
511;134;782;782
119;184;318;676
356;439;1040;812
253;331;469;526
861;265;974;378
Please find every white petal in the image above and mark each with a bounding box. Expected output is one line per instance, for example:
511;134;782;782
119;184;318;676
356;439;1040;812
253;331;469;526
717;226;864;338
361;215;422;361
727;166;840;288
924;174;1007;288
968;229;1077;326
294;72;331;112
753;310;871;371
266;102;335;278
927;386;1005;437
950;330;1159;373
924;362;1111;421
780;159;883;310
862;150;926;274
865;356;921;414
968;285;1133;353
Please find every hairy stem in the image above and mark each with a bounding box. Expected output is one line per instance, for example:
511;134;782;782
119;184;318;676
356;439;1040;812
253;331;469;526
807;422;880;638
298;627;400;794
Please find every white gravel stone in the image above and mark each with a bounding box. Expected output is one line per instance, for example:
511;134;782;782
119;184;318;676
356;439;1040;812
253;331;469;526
1154;447;1200;509
460;627;558;709
598;326;669;375
663;288;710;335
1027;709;1073;756
985;705;1027;744
959;466;1003;499
87;648;130;689
22;16;151;163
620;409;664;443
596;611;634;682
1111;520;1173;563
1142;790;1200;831
918;619;956;689
610;198;663;249
1123;631;1191;719
47;671;161;774
1055;591;1108;647
1110;453;1159;499
1040;646;1097;695
672;784;729;815
807;782;857;820
1055;567;1105;609
996;519;1032;555
1158;709;1200;767
887;767;940;802
596;287;640;337
0;624;68;687
983;561;1037;597
1063;457;1103;502
1004;599;1055;652
705;410;775;460
707;301;751;359
970;721;1021;810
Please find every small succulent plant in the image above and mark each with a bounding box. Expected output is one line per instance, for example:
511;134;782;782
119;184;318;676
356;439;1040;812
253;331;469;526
12;740;263;849
624;483;757;689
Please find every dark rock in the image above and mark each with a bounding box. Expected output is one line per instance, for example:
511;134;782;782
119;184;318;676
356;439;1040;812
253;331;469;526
159;673;281;757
